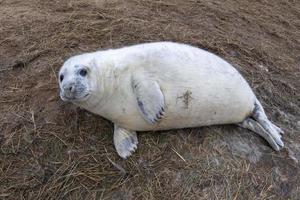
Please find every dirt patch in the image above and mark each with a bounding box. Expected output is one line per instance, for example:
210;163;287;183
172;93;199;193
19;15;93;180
177;90;193;109
0;0;300;199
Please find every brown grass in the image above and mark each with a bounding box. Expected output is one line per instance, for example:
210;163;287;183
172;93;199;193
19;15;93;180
0;0;300;199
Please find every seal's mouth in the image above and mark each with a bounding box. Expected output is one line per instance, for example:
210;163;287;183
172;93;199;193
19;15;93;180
60;92;90;102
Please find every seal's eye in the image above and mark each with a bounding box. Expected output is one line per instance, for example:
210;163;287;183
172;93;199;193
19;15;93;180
60;74;64;82
79;69;87;77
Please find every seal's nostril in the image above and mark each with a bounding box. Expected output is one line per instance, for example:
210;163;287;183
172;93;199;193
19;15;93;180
69;85;75;93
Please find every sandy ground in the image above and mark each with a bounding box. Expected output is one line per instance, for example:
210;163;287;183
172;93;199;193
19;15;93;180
0;0;300;199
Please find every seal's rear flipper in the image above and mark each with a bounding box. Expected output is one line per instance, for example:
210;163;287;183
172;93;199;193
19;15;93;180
239;118;283;151
113;124;138;159
239;99;284;151
252;100;284;136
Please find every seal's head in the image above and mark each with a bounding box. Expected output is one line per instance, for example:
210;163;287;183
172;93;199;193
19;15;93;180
59;54;96;102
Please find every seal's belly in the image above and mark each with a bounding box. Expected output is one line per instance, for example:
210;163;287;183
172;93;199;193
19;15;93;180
116;93;254;131
156;73;255;130
105;73;255;131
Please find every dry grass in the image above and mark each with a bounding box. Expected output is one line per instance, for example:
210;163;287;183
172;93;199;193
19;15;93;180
0;0;300;199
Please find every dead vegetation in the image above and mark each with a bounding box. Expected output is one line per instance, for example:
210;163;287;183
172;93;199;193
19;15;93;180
0;0;299;199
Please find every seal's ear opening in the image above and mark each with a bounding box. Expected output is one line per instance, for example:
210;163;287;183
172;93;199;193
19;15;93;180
89;58;99;71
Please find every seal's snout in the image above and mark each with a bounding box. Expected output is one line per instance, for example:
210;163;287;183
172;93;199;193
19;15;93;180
60;80;89;102
62;83;76;99
59;81;77;101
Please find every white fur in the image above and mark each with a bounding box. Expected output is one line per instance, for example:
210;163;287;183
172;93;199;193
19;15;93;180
59;42;256;131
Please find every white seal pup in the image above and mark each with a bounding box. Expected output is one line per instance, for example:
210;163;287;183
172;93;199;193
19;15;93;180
58;42;284;158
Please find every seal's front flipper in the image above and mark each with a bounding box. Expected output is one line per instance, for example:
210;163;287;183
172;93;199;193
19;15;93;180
113;124;138;159
132;75;165;124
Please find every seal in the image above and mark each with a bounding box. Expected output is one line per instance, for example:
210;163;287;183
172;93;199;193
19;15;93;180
58;42;284;158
